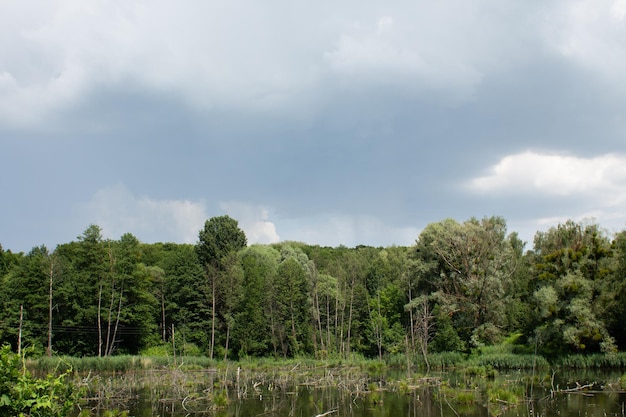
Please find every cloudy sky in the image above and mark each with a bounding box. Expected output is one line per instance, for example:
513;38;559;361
2;0;626;252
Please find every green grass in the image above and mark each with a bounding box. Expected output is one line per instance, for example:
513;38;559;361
28;350;626;376
413;352;467;370
553;353;626;369
469;353;549;370
31;354;220;374
488;386;521;405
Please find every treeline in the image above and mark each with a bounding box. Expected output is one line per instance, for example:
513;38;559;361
1;215;625;359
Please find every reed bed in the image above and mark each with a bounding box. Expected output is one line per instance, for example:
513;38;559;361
29;351;626;378
469;353;549;370
30;354;219;374
553;353;626;369
25;351;626;416
414;352;467;370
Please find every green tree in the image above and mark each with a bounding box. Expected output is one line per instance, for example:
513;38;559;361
108;233;159;354
235;245;279;357
196;216;247;359
603;231;626;349
411;217;519;349
530;220;615;354
73;224;108;356
156;243;207;352
364;248;408;358
0;246;51;353
273;255;311;356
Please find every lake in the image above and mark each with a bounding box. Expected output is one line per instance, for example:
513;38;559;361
78;366;626;417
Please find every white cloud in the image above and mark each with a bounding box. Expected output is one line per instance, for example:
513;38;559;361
279;214;419;247
0;0;324;128
544;0;626;85
219;202;280;244
611;0;626;20
81;184;207;244
323;13;484;98
0;0;568;129
468;151;626;245
468;151;626;200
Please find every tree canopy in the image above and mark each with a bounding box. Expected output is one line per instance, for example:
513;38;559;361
1;216;625;358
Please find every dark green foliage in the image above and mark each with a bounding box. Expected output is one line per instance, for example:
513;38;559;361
273;255;312;356
529;221;616;354
2;216;626;362
234;246;277;357
0;246;51;352
196;215;247;269
0;346;80;417
195;216;247;359
553;353;626;368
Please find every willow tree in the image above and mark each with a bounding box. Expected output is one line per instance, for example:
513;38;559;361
411;216;520;348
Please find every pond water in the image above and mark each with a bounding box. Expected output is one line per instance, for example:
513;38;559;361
79;367;626;417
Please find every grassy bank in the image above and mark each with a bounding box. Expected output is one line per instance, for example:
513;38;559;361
29;351;626;376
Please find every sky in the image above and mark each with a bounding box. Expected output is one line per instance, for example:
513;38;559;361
1;0;626;253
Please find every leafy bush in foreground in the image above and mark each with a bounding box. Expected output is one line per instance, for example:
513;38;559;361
0;346;80;417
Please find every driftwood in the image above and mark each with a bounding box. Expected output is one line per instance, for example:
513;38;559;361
556;382;596;397
558;382;594;393
315;410;338;417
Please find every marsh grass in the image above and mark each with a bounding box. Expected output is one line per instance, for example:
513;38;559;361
416;352;466;370
554;353;626;369
25;350;626;416
31;350;626;376
31;354;219;374
469;353;549;370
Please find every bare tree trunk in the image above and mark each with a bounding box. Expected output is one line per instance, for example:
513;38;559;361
290;301;297;355
107;279;124;356
346;279;355;356
224;324;230;361
366;293;382;360
310;269;324;357
415;296;434;373
313;285;325;355
18;305;23;356
407;286;415;350
97;280;103;357
338;280;345;356
376;293;383;360
161;282;166;342
105;285;115;357
210;274;216;360
171;323;176;365
269;303;278;356
405;333;411;378
326;295;332;353
105;244;115;357
47;258;54;357
375;276;383;360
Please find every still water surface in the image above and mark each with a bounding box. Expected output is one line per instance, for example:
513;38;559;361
83;368;626;417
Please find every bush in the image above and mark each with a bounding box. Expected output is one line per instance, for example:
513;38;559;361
0;346;81;417
140;344;172;357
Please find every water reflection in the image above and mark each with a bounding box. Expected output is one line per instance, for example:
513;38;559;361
78;368;626;417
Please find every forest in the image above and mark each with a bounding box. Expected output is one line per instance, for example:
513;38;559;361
1;215;625;360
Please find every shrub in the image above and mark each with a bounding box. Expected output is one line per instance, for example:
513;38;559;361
0;345;81;417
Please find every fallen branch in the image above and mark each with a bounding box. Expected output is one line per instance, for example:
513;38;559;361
558;382;594;393
315;409;338;417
